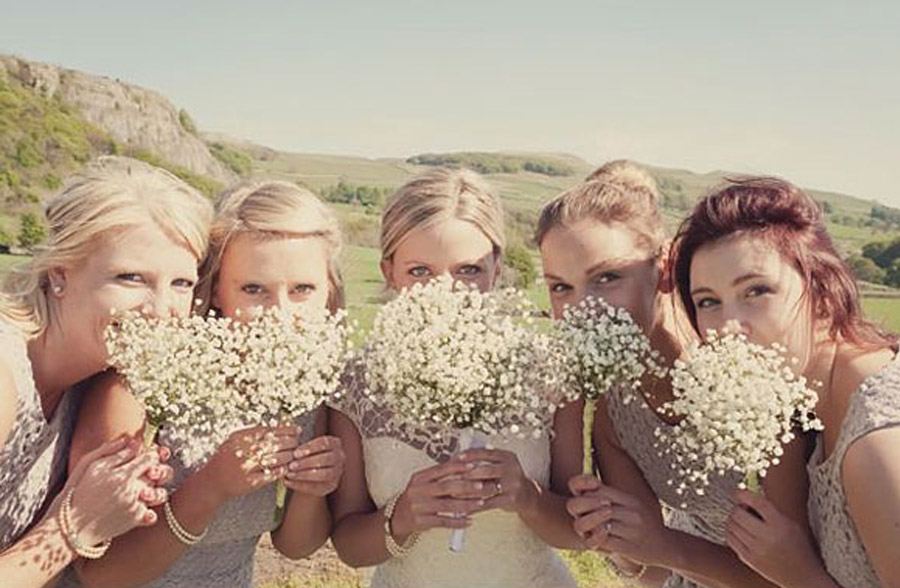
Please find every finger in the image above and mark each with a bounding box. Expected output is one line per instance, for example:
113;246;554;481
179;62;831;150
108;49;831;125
726;526;754;564
573;510;611;537
70;436;131;481
566;495;610;517
729;504;767;537
254;434;301;455
255;449;296;471
119;451;160;479
285;466;341;483
733;490;775;521
592;484;642;509
144;463;174;485
460;464;507;481
288;450;344;471
430;478;491;499
139;484;169;507
411;461;477;484
425;498;484;516
415;514;472;530
569;475;601;496
293;435;342;458
246;467;285;489
456;449;512;464
94;440;142;472
156;445;172;462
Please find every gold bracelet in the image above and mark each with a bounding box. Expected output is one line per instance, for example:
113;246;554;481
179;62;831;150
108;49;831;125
383;493;419;558
606;556;647;580
164;500;208;546
58;488;112;559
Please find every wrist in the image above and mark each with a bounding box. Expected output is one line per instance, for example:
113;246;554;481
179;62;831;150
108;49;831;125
185;466;228;511
387;491;414;542
654;528;686;569
516;477;542;518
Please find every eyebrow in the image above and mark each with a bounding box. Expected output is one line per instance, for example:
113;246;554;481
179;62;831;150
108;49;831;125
584;258;631;276
690;272;768;297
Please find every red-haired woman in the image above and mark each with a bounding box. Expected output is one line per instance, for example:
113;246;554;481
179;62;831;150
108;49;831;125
671;176;900;588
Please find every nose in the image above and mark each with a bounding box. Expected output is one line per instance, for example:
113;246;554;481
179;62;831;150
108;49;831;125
143;287;178;318
718;310;751;338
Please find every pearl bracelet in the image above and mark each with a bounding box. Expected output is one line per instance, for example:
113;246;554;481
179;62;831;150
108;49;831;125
383;493;419;558
164;500;208;546
58;488;112;559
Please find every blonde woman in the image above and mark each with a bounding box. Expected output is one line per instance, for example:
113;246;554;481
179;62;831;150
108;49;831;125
329;168;580;588
0;156;212;587
538;162;810;587
66;181;346;588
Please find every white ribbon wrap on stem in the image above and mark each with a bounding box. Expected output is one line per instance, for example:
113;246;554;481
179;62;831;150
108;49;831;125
449;428;487;553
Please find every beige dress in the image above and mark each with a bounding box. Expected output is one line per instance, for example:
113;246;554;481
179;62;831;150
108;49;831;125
807;352;900;587
332;364;577;588
606;385;743;588
0;320;80;550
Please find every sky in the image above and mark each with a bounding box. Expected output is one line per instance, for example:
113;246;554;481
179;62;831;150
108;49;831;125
3;0;899;206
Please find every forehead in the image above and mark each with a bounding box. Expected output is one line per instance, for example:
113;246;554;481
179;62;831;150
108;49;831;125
219;233;329;279
89;222;196;267
393;218;494;263
542;219;647;263
691;234;794;283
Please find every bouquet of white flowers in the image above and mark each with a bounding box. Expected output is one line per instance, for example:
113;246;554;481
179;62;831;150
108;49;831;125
106;306;352;517
656;330;822;498
554;296;663;475
362;275;563;551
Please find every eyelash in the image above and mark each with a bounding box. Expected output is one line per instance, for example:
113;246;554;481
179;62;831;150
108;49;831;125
117;274;194;289
550;283;572;294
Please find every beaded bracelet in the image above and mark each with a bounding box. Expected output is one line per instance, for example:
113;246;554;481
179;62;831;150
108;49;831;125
164;500;208;546
607;556;647;581
58;488;112;559
383;493;419;558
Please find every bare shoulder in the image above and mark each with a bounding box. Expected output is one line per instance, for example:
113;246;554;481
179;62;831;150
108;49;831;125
0;358;19;451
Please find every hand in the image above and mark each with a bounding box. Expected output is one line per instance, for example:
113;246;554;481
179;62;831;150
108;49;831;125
135;443;174;507
200;425;300;502
456;448;538;514
391;461;486;539
727;490;825;588
62;436;166;545
283;435;345;497
566;476;676;567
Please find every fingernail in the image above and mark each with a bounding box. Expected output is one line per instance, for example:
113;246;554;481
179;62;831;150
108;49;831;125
465;463;475;470
474;482;483;490
289;463;298;471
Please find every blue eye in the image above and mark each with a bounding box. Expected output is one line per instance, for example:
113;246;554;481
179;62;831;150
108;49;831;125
409;266;430;278
549;282;572;294
593;272;619;285
117;273;144;283
746;285;772;298
456;265;482;276
293;284;316;295
241;284;264;295
172;278;195;289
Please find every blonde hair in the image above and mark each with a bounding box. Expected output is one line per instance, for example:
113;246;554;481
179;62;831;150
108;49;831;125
380;168;506;261
535;159;666;253
1;156;213;336
196;180;345;314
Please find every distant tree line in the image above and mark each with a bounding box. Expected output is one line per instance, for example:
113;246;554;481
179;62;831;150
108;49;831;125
848;235;900;288
407;153;574;177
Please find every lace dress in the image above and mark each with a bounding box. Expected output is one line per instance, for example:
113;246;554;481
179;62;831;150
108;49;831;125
807;352;900;588
59;409;318;588
0;320;81;550
605;385;743;588
332;365;577;588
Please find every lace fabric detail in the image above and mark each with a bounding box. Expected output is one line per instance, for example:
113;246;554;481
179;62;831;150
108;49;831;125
0;320;79;550
330;358;559;463
807;353;900;588
606;384;742;588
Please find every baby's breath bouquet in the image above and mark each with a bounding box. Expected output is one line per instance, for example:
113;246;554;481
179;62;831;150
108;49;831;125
106;307;352;517
362;275;563;551
656;331;822;498
554;297;663;475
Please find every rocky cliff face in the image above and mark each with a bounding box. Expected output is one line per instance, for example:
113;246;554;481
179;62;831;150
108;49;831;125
0;55;234;183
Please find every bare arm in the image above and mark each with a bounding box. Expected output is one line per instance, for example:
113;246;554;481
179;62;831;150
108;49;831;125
73;375;296;588
271;409;336;559
572;396;798;588
843;427;900;588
